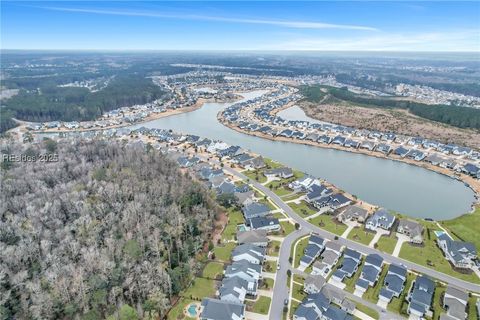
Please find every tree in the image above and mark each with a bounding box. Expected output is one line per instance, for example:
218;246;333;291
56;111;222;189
119;305;138;320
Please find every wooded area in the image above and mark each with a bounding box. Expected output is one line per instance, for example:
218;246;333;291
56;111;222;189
0;139;217;319
300;85;480;130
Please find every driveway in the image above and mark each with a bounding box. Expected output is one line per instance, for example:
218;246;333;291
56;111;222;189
392;233;410;257
369;228;390;247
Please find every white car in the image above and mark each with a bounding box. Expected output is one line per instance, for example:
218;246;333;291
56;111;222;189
277;264;281;270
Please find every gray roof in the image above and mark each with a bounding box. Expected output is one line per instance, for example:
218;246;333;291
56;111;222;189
249;216;280;230
344;248;361;261
398;219;424;237
242;202;270;219
200;298;245;320
365;253;383;268
305;275;326;291
445;286;468;304
237;229;268;245
232;244;265;262
321;250;341;266
325;241;343;253
341;205;368;220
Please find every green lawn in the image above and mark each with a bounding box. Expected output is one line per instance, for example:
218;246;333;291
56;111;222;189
260;278;274;290
249;296;271;315
213;242;236;262
387;272;415;315
441;207;480;249
347;228;375;246
292;237;309;268
292;282;307;301
280;221;295;235
282;193;303;202
399;232;480;284
267;240;281;257
344;258;364;293
309;215;347;235
167;298;196;320
264;260;277;272
289;201;317;217
362;266;388;304
266;178;296;197
375;234;398;254
293;274;305;284
468;295;479;320
354;301;379;320
202;262;224;280
221;208;244;241
273;211;287;219
244;170;267;183
182;278;216;300
264;158;283;169
432;284;447;320
289;300;300;319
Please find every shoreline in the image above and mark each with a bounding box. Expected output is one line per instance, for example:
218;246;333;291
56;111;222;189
9;95;242;136
218;114;480;207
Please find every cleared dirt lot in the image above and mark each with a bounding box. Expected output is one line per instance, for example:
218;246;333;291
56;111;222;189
299;101;480;150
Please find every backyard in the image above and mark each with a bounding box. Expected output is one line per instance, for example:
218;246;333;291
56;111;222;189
309;214;348;235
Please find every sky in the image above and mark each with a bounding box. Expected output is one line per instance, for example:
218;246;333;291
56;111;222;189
1;1;479;51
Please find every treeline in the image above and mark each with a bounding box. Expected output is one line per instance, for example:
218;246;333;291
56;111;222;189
0;139;217;319
1;75;165;130
301;85;480;130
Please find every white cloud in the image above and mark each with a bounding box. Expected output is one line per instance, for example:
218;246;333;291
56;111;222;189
263;30;480;51
36;6;378;31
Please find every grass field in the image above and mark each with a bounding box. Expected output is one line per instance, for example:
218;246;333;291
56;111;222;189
292;237;309;268
347;228;375;246
292;282;307;301
289;300;300;319
375;234;398;254
468;295;479;320
267;240;281;257
441;207;480;249
182;278;216;300
280;221;296;235
260;278;275;290
213;242;236;262
432;284;446;320
264;260;277;272
309;215;347;235
167;298;196;320
282;193;303;202
399;233;480;284
222;208;244;241
289;201;317;217
249;296;272;315
202;262;224;280
244;170;267;183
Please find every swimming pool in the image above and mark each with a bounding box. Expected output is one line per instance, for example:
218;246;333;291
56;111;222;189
187;304;197;317
237;224;249;232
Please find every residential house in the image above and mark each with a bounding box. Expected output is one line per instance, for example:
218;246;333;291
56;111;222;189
231;244;266;265
365;209;396;231
242;202;271;220
397;220;424;244
379;264;407;302
263;167;294;179
442;286;468;320
437;234;477;269
332;248;361;282
407;276;435;318
304;275;326;294
225;260;262;283
219;277;248;303
237;230;269;247
248;217;280;232
337;206;369;223
234;191;255;207
200;298;245;320
355;254;384;294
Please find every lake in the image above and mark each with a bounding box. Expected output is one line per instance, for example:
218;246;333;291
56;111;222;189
132;90;475;220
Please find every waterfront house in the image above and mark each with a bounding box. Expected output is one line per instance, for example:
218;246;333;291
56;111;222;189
289;175;320;191
437;234;477;269
337;206;369;223
365;209;396;231
407;276;435;318
394;146;409;157
244;156;266;170
332;135;346;146
200;298;245;320
263;167;294;179
360;140;376;151
306;184;333;203
397;220;424;244
231;244;266;265
375;143;391;154
237;230;269;247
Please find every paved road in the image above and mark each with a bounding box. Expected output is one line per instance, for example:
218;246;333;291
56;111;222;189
215;163;480;319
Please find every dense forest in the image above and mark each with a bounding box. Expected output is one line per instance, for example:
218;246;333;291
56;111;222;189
0;139;217;319
3;75;165;124
300;85;480;130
